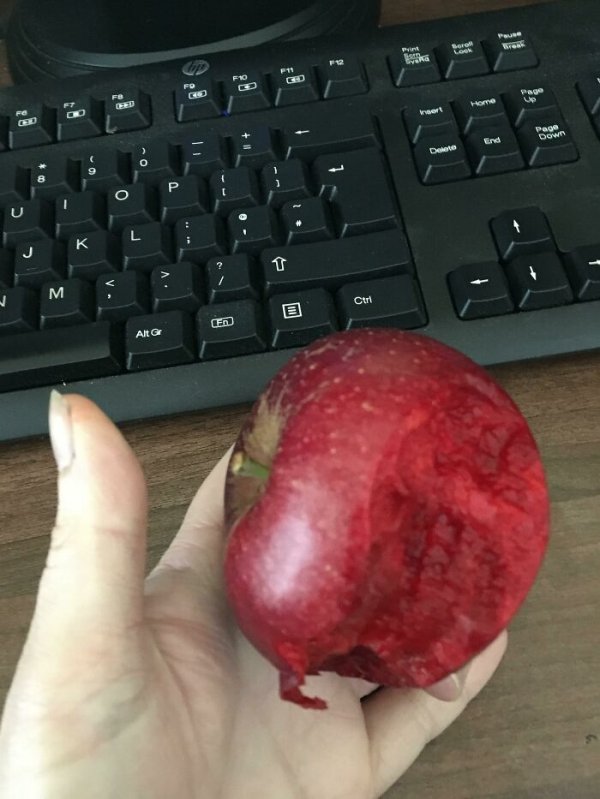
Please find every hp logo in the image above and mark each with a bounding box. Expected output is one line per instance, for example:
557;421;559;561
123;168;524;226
181;58;210;77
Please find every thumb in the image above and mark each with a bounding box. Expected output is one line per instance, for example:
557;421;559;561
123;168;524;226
31;390;148;641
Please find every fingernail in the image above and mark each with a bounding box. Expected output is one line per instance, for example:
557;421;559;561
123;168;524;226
49;390;74;473
449;662;472;698
428;662;472;702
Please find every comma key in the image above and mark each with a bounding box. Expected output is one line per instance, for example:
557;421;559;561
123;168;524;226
413;134;471;184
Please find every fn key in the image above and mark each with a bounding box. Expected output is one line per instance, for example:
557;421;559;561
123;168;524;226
197;300;267;360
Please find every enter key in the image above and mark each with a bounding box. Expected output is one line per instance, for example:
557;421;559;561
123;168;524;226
313;149;399;237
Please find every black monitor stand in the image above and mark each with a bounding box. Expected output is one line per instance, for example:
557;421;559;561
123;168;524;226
6;0;381;83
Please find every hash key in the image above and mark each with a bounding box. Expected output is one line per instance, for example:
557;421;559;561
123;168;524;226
337;275;427;329
126;310;196;370
491;207;554;262
197;299;267;360
448;262;514;319
280;198;334;244
506;252;573;310
269;288;337;349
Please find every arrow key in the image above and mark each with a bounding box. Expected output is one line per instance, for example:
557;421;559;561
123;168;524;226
491;207;555;262
564;245;600;301
506;252;573;310
448;262;514;319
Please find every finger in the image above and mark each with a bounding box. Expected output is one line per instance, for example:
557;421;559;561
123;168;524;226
365;631;508;796
145;448;232;612
32;391;148;640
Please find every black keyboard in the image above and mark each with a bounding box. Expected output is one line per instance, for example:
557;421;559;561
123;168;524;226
1;0;600;441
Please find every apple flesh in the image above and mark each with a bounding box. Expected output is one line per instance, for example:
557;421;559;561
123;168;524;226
224;330;550;709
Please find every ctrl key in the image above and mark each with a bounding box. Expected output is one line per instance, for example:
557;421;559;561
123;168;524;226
337;275;427;329
414;134;471;184
197;300;267;360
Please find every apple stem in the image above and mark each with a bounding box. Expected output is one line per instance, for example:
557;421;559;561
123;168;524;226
231;451;271;481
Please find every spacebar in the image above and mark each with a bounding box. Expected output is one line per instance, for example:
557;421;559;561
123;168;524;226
0;323;123;392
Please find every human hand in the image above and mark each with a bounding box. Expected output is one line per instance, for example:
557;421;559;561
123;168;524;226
0;393;507;799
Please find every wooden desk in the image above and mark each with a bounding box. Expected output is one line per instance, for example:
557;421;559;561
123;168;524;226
1;2;599;797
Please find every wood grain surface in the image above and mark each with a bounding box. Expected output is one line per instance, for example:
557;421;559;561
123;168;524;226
1;2;599;798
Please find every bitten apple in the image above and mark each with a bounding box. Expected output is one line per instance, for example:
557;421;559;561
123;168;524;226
224;329;549;709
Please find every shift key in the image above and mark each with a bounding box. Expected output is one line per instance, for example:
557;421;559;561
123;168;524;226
261;229;412;295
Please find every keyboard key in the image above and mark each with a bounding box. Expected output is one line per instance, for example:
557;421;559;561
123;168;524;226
448;262;514;319
210;167;261;215
55;192;105;240
577;76;600;116
453;92;508;134
2;200;54;246
107;184;155;232
0;286;38;334
272;64;320;106
68;231;120;280
0;166;29;208
81;149;130;192
389;45;440;87
563;245;600;301
175;215;227;263
282;108;378;160
262;229;412;294
337;275;427;329
404;102;457;144
261;160;311;208
223;71;271;113
280;198;334;245
0;322;122;391
174;79;222;121
8;105;55;149
0;250;12;288
231;126;278;168
319;56;367;99
181;132;228;177
125;310;195;370
413;134;471;184
30;157;79;200
96;271;150;321
269;288;337;348
227;207;279;254
314;149;398;236
517;118;579;167
122;223;173;272
484;31;538;72
504;86;560;127
56;97;103;141
491;207;555;262
506;252;573;310
159;176;208;224
131;140;178;185
205;255;260;302
436;40;490;79
14;240;66;288
39;278;95;328
104;89;151;133
151;262;203;313
465;125;525;176
197;299;267;359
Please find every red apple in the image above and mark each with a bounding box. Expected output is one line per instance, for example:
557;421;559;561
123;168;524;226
224;329;550;709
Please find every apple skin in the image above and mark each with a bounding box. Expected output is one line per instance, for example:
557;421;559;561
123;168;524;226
224;330;550;709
